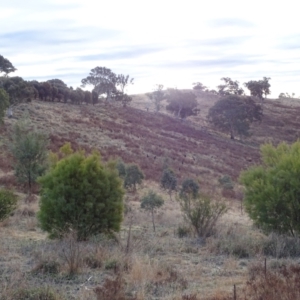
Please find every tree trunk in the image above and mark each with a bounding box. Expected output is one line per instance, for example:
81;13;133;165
151;210;156;232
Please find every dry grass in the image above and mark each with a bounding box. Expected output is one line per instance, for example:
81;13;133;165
1;95;300;298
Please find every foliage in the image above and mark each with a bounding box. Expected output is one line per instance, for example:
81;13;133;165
116;74;134;93
240;141;300;236
0;188;18;222
207;95;263;139
179;193;227;238
111;91;132;107
0;88;9;123
141;190;164;231
38;146;124;240
147;84;165;112
179;178;199;202
0;54;17;76
10;118;49;194
116;159;126;179
81;67;133;105
160;168;177;199
244;77;271;102
0;76;36;105
192;82;207;91
218;175;234;190
124;163;144;191
166;89;199;119
81;66;117;98
278;92;296;99
217;77;244;96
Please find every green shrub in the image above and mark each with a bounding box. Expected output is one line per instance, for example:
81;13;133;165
124;163;144;191
179;192;227;239
38;147;124;240
176;225;191;238
116;159;126;179
160;168;177;200
141;190;164;232
0;188;18;221
240;141;300;236
218;175;234;190
105;259;119;270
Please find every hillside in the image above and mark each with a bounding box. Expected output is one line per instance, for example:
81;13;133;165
1;93;300;299
2;92;300;193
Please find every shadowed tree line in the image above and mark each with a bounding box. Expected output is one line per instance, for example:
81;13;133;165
0;54;134;108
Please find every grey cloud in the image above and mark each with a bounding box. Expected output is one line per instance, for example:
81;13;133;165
78;46;164;61
277;35;300;50
1;27;120;48
208;18;254;28
160;55;264;69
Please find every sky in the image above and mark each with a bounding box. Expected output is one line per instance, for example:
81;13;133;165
1;0;300;97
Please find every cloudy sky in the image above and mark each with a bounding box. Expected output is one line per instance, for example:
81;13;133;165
1;0;300;97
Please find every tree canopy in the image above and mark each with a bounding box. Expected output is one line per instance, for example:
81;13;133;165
166;89;199;119
160;167;177;199
207;95;263;139
240;141;300;236
147;84;165;112
38;148;124;240
0;55;17;76
192;82;207;91
141;190;164;232
217;77;244;96
0;77;36;105
11;118;49;195
81;67;133;106
244;77;271;103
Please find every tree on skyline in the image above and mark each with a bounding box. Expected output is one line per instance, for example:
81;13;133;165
166;89;199;119
147;84;165;112
0;55;17;76
244;77;271;104
217;77;244;96
81;67;118;100
207;95;263;140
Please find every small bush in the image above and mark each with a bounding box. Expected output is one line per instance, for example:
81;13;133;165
176;225;191;238
263;233;300;258
116;159;126;179
140;190;164;232
105;259;119;270
218;175;234;190
179;193;227;239
124;163;144;192
32;260;60;275
0;188;18;222
208;225;264;258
